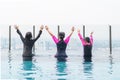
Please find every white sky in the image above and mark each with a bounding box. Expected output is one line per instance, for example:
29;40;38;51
0;0;120;40
0;0;120;24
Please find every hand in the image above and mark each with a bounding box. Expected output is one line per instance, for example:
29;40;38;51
45;26;49;31
40;25;44;30
14;25;19;30
77;29;80;33
71;27;75;32
90;32;93;35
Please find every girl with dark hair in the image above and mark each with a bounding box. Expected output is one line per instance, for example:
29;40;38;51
14;25;44;60
77;29;93;62
45;26;74;61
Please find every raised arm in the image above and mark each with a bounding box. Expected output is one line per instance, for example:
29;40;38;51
64;27;75;44
90;32;93;45
14;25;24;43
45;26;54;36
77;28;85;45
68;27;75;37
33;25;44;42
45;26;59;43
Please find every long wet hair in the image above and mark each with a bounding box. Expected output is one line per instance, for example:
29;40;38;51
59;32;65;40
85;37;90;43
25;32;32;40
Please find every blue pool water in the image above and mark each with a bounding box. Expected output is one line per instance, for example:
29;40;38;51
1;49;120;80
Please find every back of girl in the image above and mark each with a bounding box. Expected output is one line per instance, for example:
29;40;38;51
56;32;67;61
77;29;93;62
46;26;74;61
14;25;44;60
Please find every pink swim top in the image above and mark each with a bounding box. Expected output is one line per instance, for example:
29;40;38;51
78;33;93;46
52;35;70;44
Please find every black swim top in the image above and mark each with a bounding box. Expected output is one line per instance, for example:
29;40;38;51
83;45;92;57
55;40;67;58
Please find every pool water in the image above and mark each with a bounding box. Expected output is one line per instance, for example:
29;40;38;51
1;49;120;80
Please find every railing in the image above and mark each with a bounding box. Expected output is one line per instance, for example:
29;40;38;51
8;25;112;54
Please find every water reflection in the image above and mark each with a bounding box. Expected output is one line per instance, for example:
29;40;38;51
8;52;12;75
21;61;36;80
83;61;94;80
108;55;113;74
56;61;67;80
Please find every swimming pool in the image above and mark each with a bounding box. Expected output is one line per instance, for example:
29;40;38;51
1;49;120;80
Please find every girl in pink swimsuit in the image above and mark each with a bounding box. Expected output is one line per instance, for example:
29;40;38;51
45;26;75;61
77;29;93;62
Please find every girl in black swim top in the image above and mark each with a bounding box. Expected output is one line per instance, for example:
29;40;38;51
45;26;74;61
14;25;44;57
77;28;93;61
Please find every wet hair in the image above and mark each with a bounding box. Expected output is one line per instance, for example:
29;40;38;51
59;32;65;40
85;37;90;43
25;32;32;40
